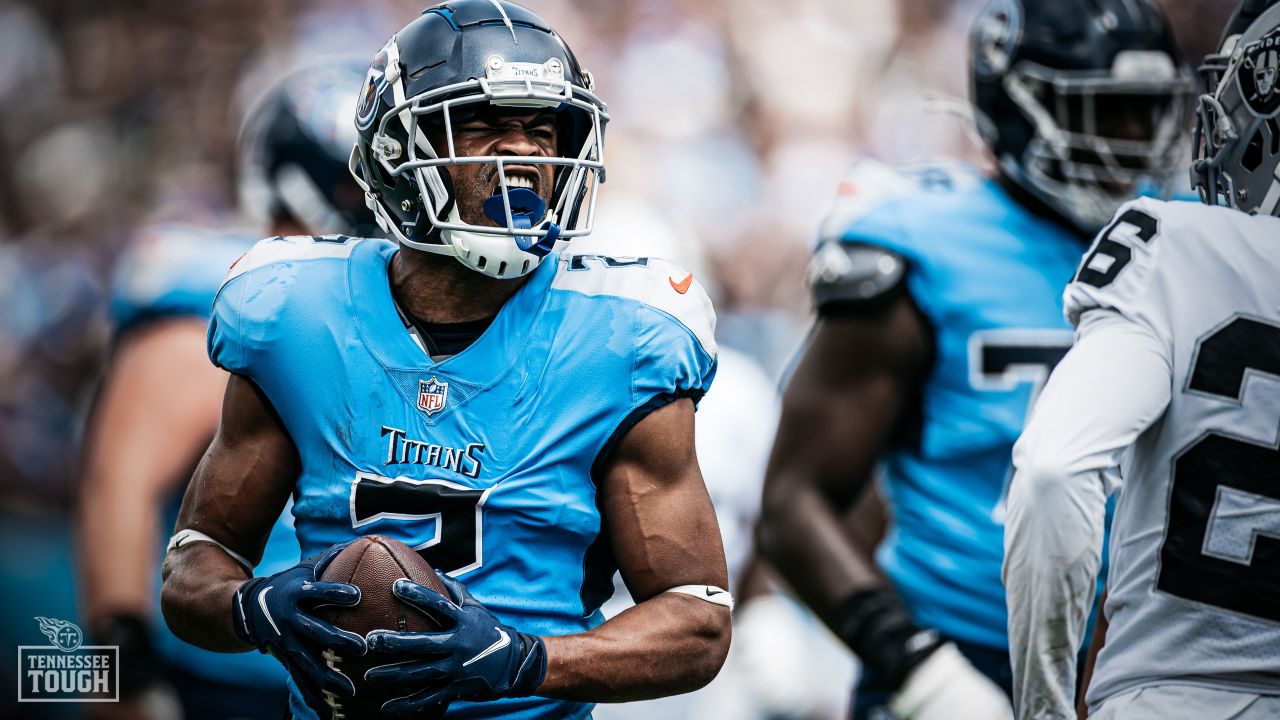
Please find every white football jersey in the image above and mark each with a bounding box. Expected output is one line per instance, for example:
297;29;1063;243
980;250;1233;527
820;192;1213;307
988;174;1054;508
1063;198;1280;705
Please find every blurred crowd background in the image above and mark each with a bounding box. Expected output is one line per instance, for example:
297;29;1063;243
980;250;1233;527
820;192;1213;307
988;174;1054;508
0;0;1238;717
0;0;998;519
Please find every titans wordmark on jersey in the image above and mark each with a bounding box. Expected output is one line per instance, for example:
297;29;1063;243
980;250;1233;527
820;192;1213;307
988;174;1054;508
110;224;298;688
1065;198;1280;706
816;160;1094;650
207;234;718;720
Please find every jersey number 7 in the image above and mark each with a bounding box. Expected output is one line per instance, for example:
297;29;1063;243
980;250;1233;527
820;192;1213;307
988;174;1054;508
350;472;491;575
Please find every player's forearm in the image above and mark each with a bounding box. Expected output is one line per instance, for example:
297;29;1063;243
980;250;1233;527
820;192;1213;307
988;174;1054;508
537;592;730;702
77;473;160;625
160;542;253;652
758;472;881;621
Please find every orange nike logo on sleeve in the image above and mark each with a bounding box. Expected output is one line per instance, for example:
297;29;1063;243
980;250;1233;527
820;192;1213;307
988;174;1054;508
669;273;694;294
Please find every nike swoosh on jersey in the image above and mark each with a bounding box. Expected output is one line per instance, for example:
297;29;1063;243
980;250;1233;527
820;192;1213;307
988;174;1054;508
669;273;694;294
462;628;511;667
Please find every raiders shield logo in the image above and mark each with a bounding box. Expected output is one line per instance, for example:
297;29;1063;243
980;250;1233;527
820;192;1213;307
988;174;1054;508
418;377;449;416
1238;27;1280;118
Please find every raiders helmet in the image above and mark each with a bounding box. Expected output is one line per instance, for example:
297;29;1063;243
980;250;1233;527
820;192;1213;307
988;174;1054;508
1192;0;1280;215
237;58;378;236
349;0;608;279
971;0;1194;232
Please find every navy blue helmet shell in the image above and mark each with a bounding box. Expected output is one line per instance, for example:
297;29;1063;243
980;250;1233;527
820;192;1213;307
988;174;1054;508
350;0;608;279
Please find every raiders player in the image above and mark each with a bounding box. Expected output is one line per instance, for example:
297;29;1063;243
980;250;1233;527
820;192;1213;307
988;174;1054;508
1004;1;1280;717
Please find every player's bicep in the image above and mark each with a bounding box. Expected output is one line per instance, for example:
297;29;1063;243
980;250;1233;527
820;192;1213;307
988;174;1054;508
769;292;930;508
174;372;299;566
600;398;727;602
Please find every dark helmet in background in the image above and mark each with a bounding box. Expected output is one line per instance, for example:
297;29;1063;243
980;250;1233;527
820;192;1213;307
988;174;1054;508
349;0;608;279
1192;0;1280;215
237;57;379;236
970;0;1194;232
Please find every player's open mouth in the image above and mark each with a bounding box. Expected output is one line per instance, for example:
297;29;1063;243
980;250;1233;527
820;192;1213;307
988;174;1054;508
490;168;540;197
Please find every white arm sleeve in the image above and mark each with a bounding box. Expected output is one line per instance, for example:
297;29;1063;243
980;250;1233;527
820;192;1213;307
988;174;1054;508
1003;309;1173;720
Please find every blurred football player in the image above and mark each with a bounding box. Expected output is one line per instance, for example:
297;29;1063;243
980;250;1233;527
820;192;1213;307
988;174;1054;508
1004;0;1280;717
757;1;1193;719
79;57;376;720
160;3;731;719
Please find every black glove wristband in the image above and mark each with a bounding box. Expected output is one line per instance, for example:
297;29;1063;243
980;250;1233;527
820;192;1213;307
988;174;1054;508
508;632;549;697
832;587;944;693
92;613;157;698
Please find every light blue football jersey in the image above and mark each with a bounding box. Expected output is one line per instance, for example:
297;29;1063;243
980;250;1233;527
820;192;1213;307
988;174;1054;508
818;161;1106;651
109;224;299;687
207;235;718;720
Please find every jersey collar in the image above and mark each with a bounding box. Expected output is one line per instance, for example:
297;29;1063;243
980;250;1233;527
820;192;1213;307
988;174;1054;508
350;239;558;385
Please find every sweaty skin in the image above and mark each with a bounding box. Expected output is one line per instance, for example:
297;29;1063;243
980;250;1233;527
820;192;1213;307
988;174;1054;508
388;110;561;326
440;109;558;229
161;108;731;700
758;293;931;622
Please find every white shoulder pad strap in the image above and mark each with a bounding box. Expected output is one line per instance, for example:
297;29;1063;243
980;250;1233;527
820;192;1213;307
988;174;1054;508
167;529;254;573
665;584;735;609
553;254;717;359
222;235;362;288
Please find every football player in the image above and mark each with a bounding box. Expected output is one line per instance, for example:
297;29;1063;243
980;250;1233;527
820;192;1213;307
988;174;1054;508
79;58;376;720
160;3;731;720
1004;0;1280;717
756;1;1192;719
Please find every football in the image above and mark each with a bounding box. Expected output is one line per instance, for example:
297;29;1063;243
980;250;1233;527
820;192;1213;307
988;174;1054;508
316;535;450;718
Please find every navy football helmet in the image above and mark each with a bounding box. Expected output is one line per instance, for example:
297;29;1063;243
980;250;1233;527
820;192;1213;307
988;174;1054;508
238;58;378;236
350;0;608;279
971;0;1194;232
1192;0;1280;215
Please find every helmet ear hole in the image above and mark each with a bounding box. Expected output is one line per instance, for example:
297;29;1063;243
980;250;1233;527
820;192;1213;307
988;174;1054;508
1269;118;1280;156
1242;128;1265;171
372;160;397;190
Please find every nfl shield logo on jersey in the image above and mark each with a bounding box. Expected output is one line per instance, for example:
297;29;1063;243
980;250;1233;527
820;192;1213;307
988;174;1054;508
417;377;448;416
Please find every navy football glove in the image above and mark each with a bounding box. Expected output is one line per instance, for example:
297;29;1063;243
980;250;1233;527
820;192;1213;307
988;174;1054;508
364;574;547;716
232;542;367;714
